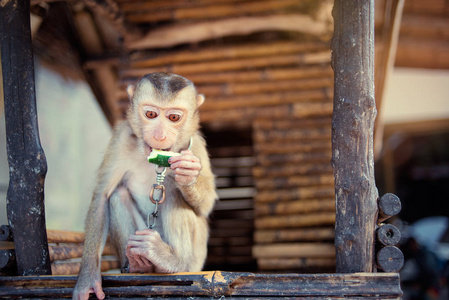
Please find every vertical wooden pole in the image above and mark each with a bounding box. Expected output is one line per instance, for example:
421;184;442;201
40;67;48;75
331;0;378;273
0;0;52;275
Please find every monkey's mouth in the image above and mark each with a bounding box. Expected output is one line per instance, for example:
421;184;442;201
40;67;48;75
144;143;172;155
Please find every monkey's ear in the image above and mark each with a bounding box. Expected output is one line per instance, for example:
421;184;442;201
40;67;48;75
197;94;205;107
127;85;136;100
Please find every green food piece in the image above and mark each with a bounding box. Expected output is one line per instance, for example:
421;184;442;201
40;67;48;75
147;150;181;167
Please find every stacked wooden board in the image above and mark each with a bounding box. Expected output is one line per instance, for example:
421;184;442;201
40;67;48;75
252;116;336;272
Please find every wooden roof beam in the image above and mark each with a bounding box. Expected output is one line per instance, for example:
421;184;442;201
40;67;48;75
127;13;333;50
81;0;143;41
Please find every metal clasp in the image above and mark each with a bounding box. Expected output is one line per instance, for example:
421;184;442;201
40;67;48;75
149;184;165;204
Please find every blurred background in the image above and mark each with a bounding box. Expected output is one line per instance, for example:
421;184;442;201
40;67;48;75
1;0;448;298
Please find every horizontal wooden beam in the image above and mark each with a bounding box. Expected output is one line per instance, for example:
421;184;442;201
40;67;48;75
0;272;402;298
129;41;330;68
125;0;309;23
126;14;332;50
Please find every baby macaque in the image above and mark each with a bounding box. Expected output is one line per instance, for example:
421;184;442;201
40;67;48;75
73;73;217;300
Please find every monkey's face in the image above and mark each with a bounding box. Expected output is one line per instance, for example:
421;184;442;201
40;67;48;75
134;86;200;156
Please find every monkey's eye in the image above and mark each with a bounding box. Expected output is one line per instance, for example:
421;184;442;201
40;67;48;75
168;114;182;122
145;111;158;119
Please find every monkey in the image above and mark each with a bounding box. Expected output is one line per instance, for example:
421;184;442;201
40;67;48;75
72;73;218;300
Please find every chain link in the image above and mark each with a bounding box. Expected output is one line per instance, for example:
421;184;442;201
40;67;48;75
147;166;166;228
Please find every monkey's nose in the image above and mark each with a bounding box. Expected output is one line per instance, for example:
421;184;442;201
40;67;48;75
153;135;166;142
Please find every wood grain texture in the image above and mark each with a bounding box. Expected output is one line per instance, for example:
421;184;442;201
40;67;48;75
0;0;52;276
0;272;402;298
331;0;378;273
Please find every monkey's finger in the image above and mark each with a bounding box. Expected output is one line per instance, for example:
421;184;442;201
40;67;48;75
170;160;201;171
174;168;199;177
94;282;105;300
169;152;200;164
135;229;154;235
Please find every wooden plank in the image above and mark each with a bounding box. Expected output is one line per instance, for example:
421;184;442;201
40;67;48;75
120;65;333;85
81;0;142;39
129;41;330;68
51;259;120;276
395;36;449;69
254;139;331;155
0;0;51;276
200;89;331;111
255;198;335;217
0;272;402;298
331;0;378;273
49;243;117;261
255;212;335;229
256;152;332;167
253;116;332;130
127;14;332;49
253;164;333;179
258;257;335;270
126;0;307;23
122;51;331;76
254;126;332;143
119;0;244;12
255;174;334;190
254;228;335;244
253;243;335;258
200;102;333;124
198;77;333;97
46;230;85;244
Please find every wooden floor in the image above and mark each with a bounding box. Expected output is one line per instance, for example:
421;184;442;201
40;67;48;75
0;271;402;299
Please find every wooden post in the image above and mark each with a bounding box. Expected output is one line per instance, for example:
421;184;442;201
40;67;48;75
331;0;378;273
0;0;52;275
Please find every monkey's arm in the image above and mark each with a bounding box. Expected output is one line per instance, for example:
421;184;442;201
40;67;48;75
169;145;217;217
73;193;109;300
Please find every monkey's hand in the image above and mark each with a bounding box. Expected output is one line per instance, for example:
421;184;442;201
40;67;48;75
126;229;170;273
72;270;104;300
169;149;201;186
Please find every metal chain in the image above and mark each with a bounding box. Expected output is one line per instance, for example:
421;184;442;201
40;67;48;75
147;166;167;229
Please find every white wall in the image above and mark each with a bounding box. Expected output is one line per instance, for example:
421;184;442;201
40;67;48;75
382;68;449;124
0;61;112;231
